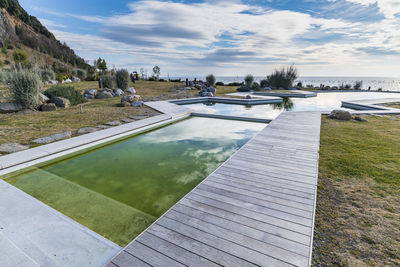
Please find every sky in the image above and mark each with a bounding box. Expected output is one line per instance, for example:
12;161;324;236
18;0;400;77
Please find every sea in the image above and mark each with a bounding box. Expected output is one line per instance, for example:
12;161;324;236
165;76;400;91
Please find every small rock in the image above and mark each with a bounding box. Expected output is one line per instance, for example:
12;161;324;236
39;93;49;104
63;78;72;83
131;101;144;107
48;80;58;85
129;115;148;120
77;127;98;135
0;102;22;113
184;87;192;90
32;132;72;144
114;89;125;96
328;110;352;121
96;125;111;129
118;101;131;107
50;96;70;108
245;95;252;99
121;118;134;123
126;87;136;94
354;116;368;122
105;121;122;126
86;89;98;96
0;143;29;153
96;91;113;99
121;95;136;103
40;103;57;112
84;94;95;99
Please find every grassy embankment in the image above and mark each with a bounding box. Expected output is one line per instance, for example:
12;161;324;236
313;115;400;266
0;80;198;145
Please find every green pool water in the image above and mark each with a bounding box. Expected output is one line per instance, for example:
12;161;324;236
4;117;265;246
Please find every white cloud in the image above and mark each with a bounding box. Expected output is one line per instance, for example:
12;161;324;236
46;0;400;76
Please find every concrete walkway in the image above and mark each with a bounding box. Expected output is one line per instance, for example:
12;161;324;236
106;111;321;267
0;179;121;266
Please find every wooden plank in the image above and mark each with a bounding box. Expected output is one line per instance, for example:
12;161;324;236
172;203;310;256
147;224;254;266
157;216;294;267
179;197;311;245
111;251;150;267
137;232;219;266
125;241;185;267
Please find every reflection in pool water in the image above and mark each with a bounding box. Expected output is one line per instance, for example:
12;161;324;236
5;117;265;245
183;92;398;119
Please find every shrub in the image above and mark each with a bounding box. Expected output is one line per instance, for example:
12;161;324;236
206;74;216;86
41;69;56;82
9;69;41;109
237;85;251;92
244;75;254;88
252;82;260;91
353;81;363;90
4;59;11;65
170;79;181;82
266;66;298;89
216;81;224;86
72;69;87;80
1;47;7;55
44;85;87;106
148;77;157;81
260;79;269;88
228;82;242;86
101;75;113;88
297;81;303;88
115;69;130;89
13;49;28;64
0;69;10;83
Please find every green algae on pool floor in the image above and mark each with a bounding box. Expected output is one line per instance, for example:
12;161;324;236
3;117;265;246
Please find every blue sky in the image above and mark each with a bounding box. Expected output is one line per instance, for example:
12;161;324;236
19;0;400;77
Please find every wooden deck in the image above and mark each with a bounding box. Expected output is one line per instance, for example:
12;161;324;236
107;111;322;267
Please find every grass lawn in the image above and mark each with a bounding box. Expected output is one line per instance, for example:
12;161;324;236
313;115;400;266
0;80;197;146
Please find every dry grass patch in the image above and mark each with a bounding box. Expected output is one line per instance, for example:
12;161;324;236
313;115;400;266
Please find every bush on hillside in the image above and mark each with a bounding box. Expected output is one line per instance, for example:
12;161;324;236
41;68;56;82
266;66;298;89
116;69;130;90
9;69;41;108
13;49;28;64
206;74;216;86
44;85;87;106
100;75;113;88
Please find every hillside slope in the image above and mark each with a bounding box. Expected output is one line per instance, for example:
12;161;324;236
0;0;88;69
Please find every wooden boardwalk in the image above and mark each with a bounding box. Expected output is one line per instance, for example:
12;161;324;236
107;111;321;267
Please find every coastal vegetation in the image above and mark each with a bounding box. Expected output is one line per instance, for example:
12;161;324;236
44;85;87;106
314;115;400;266
206;74;216;86
8;68;41;109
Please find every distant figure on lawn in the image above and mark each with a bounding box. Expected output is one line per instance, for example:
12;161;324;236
130;73;136;84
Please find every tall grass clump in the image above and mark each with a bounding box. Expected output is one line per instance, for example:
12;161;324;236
41;69;55;82
353;80;363;90
266;66;298;89
44;85;87;106
9;69;41;108
101;75;113;89
206;74;216;86
116;69;130;90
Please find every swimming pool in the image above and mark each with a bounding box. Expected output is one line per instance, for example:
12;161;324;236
3;117;265;246
183;92;398;119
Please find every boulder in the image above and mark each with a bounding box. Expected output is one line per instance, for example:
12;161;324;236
129;115;148;120
96;91;113;99
118;101;131;107
131;101;144;107
86;89;98;96
194;84;203;90
40;103;57;112
84;94;95;99
50;96;71;108
114;89;125;97
72;77;80;82
207;87;216;94
0;102;22;114
63;78;72;83
105;121;122;126
38;93;49;104
97;125;111;129
0;143;29;153
121;118;134;123
102;88;114;94
126;87;136;94
32;132;72;144
354;116;368;122
48;80;58;85
77;127;98;135
328;110;352;121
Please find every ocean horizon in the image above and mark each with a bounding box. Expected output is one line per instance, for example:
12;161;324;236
164;76;400;91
